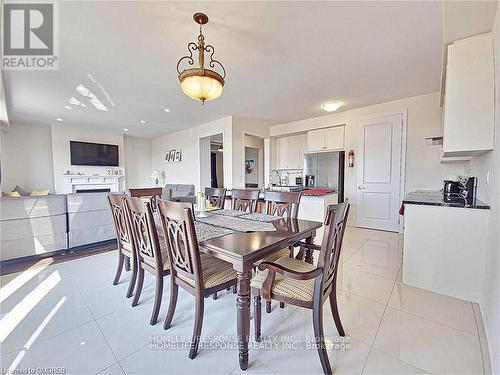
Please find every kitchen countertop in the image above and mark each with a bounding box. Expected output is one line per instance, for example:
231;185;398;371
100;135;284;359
403;190;490;209
225;188;339;197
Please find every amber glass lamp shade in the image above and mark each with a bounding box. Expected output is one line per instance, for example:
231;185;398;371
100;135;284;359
179;68;224;102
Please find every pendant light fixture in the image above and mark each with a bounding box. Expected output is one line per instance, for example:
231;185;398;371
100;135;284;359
176;13;226;104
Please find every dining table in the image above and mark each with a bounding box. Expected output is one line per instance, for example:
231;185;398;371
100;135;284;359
193;211;323;371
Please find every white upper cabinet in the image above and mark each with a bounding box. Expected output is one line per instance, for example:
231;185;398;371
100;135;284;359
442;33;494;157
275;133;307;169
307;126;345;152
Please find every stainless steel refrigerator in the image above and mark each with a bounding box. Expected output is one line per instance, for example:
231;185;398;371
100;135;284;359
304;151;345;202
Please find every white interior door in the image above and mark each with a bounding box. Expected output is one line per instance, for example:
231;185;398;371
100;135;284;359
356;114;403;232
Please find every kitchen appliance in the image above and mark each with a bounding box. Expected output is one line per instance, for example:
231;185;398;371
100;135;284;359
443;177;477;205
304;151;345;202
305;175;315;188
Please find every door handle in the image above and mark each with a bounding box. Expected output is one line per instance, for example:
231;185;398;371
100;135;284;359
358;186;366;190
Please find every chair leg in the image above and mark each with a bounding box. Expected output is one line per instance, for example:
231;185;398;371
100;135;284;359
132;267;144;307
254;293;262;342
164;283;178;330
125;256;137;298
124;256;131;271
212;292;218;300
150;273;163;325
188;294;204;359
113;251;124;285
232;285;237;294
312;304;332;375
329;288;345;336
266;300;271;313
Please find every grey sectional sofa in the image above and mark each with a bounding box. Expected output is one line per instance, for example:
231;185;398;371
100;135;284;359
0;192;115;262
0;195;68;261
162;184;196;203
66;193;115;248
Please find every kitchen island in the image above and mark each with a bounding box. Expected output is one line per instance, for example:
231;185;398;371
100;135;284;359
402;190;490;302
298;191;339;244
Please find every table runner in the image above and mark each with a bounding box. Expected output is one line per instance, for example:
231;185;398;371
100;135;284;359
240;212;282;222
154;216;234;242
196;214;277;232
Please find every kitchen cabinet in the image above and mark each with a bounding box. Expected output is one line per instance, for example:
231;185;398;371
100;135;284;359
307;126;345;152
442;33;494;157
403;203;489;303
275;133;307;169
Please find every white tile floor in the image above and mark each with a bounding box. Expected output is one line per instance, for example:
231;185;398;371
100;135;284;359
0;227;486;374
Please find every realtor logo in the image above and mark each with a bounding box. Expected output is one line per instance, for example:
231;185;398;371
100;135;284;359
2;1;59;70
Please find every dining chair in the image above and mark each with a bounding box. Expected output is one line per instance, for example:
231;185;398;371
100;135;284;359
157;200;238;359
231;188;260;213
204;187;227;208
123;196;170;325
251;202;350;375
257;190;302;312
107;193;136;298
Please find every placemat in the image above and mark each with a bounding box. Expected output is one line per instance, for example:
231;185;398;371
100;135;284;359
194;222;234;242
196;214;277;232
154;215;234;242
240;213;282;222
211;209;248;217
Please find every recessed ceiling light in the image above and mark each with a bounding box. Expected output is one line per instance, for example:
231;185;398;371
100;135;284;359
56;118;63;122
64;105;72;110
123;128;129;132
321;101;344;112
164;108;170;112
140;120;146;124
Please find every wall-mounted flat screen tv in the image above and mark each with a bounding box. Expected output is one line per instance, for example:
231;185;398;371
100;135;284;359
70;141;119;166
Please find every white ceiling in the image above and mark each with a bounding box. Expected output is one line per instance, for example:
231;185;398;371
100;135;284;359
2;1;491;137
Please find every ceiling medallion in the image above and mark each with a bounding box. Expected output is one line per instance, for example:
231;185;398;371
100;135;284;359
176;13;226;104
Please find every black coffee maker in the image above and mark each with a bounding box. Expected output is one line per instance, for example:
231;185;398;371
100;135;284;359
443;177;477;205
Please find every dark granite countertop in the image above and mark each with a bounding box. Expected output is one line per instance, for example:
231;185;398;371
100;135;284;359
403;190;490;209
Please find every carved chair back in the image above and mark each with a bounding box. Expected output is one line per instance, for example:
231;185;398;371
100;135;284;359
123;196;164;270
316;202;350;299
263;191;302;219
231;189;259;213
157;200;203;289
205;187;227;208
108;193;133;252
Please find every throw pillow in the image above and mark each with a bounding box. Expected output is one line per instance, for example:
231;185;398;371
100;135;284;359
2;191;21;197
29;190;50;196
12;185;30;196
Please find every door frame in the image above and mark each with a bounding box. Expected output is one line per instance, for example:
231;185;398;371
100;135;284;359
354;110;407;233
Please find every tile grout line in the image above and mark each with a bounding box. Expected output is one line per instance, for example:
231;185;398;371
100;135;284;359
360;262;399;374
88;292;124;374
471;302;487;375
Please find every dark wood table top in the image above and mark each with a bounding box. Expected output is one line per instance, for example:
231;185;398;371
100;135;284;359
200;217;322;266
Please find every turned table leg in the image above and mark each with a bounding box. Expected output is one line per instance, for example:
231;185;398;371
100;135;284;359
304;234;315;264
236;270;252;370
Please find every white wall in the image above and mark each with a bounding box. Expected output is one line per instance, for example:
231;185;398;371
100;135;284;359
151;116;272;191
270;92;468;225
51;124;125;193
123;135;153;189
245;147;259;185
151;117;233;192
232;117;271;188
1;123;54;192
469;5;500;373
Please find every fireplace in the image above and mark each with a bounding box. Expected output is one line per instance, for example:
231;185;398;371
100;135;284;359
75;188;111;193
